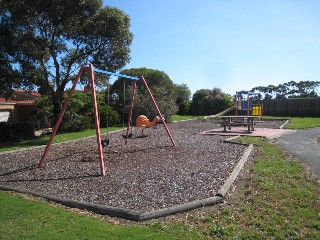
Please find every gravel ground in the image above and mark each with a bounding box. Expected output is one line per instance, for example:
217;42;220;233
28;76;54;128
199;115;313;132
0;119;286;212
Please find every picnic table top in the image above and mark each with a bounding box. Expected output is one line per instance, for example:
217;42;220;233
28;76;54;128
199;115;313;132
219;115;259;119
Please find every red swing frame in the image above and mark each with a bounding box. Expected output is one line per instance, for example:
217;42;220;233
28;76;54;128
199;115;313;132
38;64;175;176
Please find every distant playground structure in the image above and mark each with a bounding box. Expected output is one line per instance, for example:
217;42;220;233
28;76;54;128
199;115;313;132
210;91;264;134
235;91;263;116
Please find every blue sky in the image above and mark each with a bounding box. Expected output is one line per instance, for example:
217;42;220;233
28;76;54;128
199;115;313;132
104;0;320;96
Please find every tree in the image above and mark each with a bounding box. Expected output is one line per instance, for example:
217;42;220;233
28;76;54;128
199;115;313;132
190;88;233;115
174;83;191;115
295;81;320;98
0;51;26;99
110;68;178;122
0;4;21;98
251;81;320;99
0;0;133;125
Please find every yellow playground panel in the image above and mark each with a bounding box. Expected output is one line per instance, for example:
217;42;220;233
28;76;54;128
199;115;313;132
252;105;263;116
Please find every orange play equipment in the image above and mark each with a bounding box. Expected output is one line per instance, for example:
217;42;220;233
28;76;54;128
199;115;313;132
136;115;160;128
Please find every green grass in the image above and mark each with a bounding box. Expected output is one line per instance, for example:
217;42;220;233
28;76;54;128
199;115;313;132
0;191;204;240
285;117;320;129
197;137;320;239
0;127;122;153
263;116;320;129
171;115;204;121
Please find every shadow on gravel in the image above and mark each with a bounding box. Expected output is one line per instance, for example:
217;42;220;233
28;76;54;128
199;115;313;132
0;173;100;183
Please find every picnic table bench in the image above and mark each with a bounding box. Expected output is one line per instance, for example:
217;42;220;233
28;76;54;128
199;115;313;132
219;116;259;133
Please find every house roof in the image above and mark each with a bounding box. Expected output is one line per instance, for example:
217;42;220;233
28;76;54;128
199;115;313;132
12;89;41;100
0;90;41;106
0;97;15;104
12;99;37;105
0;97;15;110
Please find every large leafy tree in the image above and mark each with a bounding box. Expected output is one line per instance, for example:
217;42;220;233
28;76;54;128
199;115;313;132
191;88;233;115
0;19;27;99
0;0;133;124
110;68;178;123
0;53;22;99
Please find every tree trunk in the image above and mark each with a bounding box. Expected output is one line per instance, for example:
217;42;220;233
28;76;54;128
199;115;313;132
51;91;63;129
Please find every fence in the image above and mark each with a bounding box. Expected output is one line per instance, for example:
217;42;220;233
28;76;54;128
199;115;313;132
261;98;320;117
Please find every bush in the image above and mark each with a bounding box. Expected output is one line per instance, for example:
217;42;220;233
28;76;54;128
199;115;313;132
99;105;120;127
190;88;233;115
37;91;122;133
59;115;93;133
177;100;191;115
0;121;34;142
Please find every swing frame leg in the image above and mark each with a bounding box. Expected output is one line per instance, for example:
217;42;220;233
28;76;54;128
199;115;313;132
38;64;106;176
124;76;175;146
125;80;137;144
141;75;175;146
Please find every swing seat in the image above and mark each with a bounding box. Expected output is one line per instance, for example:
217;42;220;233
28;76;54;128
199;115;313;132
101;138;109;147
122;132;133;139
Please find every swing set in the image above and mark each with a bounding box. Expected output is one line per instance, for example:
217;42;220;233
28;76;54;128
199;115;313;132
38;64;175;176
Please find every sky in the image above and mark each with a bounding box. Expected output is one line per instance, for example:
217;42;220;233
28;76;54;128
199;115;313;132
103;0;320;96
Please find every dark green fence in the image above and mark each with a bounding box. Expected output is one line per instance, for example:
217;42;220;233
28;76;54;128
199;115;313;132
261;98;320;117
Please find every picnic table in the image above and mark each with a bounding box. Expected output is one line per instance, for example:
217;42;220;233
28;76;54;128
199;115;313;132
220;116;259;133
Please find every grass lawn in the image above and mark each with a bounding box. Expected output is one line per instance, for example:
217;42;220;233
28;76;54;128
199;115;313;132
0;116;319;239
263;116;320;129
285;117;320;129
0;191;204;240
0;127;122;153
200;137;320;239
171;115;204;121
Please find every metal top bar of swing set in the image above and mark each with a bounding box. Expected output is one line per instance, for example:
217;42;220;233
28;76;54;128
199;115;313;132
94;68;140;80
94;67;175;147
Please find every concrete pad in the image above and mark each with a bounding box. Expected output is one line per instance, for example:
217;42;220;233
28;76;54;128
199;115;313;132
201;127;296;139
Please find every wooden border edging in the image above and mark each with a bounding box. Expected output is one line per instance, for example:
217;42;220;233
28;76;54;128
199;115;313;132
217;143;253;197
